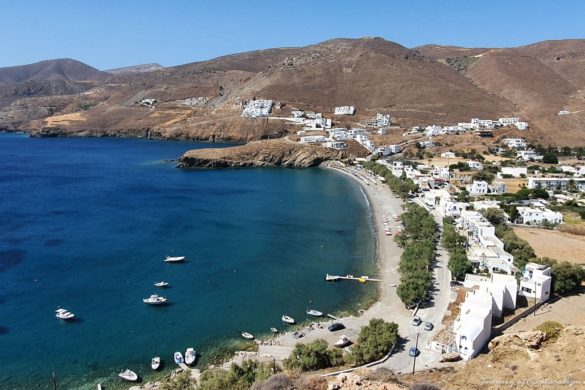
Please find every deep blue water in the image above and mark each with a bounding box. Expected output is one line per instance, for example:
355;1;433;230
0;133;375;389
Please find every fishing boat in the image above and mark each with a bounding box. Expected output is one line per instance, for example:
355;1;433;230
282;315;295;324
270;327;278;333
185;348;197;365
118;369;138;382
164;255;185;263
306;309;323;317
151;356;161;370
334;335;351;347
55;308;75;320
143;294;167;305
154;281;169;288
241;332;254;340
174;351;184;365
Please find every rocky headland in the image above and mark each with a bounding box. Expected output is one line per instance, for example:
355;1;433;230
177;138;355;168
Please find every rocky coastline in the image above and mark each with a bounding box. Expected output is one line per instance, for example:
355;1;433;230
176;138;352;168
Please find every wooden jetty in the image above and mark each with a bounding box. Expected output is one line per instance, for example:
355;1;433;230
325;274;381;283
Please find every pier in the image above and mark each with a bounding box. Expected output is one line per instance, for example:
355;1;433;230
324;274;381;282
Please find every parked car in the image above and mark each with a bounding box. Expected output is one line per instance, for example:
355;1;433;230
328;322;345;332
411;316;422;326
409;347;420;357
424;321;434;331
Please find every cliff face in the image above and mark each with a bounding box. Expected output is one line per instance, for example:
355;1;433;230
177;139;350;168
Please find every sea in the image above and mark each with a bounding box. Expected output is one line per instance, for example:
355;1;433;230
0;133;376;389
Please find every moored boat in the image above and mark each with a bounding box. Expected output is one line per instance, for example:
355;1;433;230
185;348;196;365
241;332;254;340
151;356;161;370
174;351;184;365
165;255;185;263
143;294;168;305
55;308;75;320
154;281;169;288
270;327;278;333
118;369;138;382
306;309;323;317
282;315;295;324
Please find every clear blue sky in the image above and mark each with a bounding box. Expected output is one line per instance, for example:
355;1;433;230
2;0;583;70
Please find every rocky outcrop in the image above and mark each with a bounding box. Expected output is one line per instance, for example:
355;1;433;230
177;138;349;168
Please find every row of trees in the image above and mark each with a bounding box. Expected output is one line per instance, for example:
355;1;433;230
283;318;399;372
441;217;472;280
480;208;585;294
395;204;436;307
362;161;418;200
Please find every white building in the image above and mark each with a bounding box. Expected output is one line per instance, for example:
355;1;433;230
441;151;456;158
299;135;326;144
137;98;157;107
458;122;478;130
516;206;563;225
376;144;401;156
425;125;442;136
463;273;518;318
560;165;578;175
519;263;552;303
498;117;519;126
517;150;543;161
515;122;529;130
291;110;304;118
471;118;495;129
325;141;348;150
355;135;376;153
442;126;464;134
498;167;527;178
433;166;451;180
363;113;391;128
453;288;493;360
241;99;273;117
334;106;355;115
458;210;516;275
528;177;585;192
490;181;508;195
466;180;488;195
329;128;351;141
502;138;527;149
558;110;571;115
467;160;484;171
471;200;501;211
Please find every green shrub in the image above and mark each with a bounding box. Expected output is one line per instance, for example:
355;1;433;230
160;370;196;390
535;321;564;340
283;339;343;372
350;319;399;365
198;360;276;390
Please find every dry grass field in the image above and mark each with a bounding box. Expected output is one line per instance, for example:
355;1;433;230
514;226;585;264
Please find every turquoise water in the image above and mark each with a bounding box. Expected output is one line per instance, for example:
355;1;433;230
0;133;376;389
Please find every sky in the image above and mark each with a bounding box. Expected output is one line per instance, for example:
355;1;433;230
1;0;584;70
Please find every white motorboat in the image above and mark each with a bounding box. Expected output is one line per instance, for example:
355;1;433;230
185;348;197;365
154;281;169;288
118;369;138;382
282;315;295;324
174;351;184;365
270;327;278;333
306;309;323;317
151;356;161;370
143;294;167;305
56;308;75;320
97;384;103;390
334;335;351;347
241;332;254;340
164;255;185;263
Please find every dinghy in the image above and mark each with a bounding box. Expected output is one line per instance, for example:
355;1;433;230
282;315;295;324
165;256;185;263
306;309;323;317
185;348;197;365
118;369;138;382
241;332;254;340
151;356;161;370
174;351;184;365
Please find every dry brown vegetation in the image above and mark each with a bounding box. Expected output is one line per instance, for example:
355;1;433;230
513;227;585;264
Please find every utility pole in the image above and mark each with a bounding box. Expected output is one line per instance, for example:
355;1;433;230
412;332;420;375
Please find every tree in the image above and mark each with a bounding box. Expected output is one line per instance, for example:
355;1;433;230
538;258;585;295
198;361;275;390
472;171;496;184
350;319;399;365
542;153;558;164
448;250;472;280
481;208;508;228
284;339;343;372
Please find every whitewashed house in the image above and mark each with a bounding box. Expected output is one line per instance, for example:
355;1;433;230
517;150;543;161
467;160;484;171
241;99;273;117
558;110;571;115
425;125;442;136
519;263;552;303
498;167;527;178
442;126;464;134
334;106;355;115
498;117;519;126
515;122;529;130
516;206;563;225
528;177;585;192
441;151;456;158
325;141;347;150
453;288;493;360
503;138;527;149
433;166;450;180
329;128;351;141
300;135;326;144
466;180;488;195
463;274;518;318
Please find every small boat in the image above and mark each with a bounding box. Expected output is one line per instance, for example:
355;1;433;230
325;274;340;282
151;356;161;370
154;281;169;288
241;332;254;340
97;384;103;390
165;255;185;263
270;327;278;334
282;315;295;324
55;308;75;320
118;369;138;382
143;294;167;305
185;348;196;365
334;335;351;347
174;351;184;365
306;309;323;317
